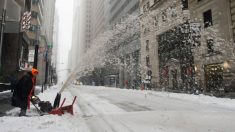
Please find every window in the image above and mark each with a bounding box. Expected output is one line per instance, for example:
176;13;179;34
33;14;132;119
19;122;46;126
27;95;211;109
32;0;39;5
29;25;39;32
146;55;150;67
143;2;150;12
207;39;214;53
171;3;177;17
146;40;149;51
203;9;213;28
181;0;188;10
31;11;38;18
25;0;31;11
154;0;159;3
162;11;167;22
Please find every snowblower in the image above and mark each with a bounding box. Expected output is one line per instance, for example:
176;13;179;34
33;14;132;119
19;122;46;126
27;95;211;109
31;72;78;116
31;95;77;116
50;72;78;115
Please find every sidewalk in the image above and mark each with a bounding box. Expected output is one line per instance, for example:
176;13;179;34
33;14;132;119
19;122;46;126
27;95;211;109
0;86;42;117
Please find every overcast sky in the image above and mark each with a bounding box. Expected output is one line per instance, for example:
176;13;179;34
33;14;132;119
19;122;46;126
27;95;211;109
56;0;74;83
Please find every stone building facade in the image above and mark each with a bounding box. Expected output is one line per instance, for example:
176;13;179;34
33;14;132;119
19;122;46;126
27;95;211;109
140;0;235;94
140;0;190;90
189;0;235;94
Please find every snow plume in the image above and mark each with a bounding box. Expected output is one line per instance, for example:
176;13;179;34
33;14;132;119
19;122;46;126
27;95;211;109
62;0;188;88
75;15;141;77
59;14;141;90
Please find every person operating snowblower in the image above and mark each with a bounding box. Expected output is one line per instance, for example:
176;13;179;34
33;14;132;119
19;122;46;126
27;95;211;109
12;68;38;116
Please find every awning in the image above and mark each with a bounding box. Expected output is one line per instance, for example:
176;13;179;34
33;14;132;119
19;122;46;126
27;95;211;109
0;0;21;33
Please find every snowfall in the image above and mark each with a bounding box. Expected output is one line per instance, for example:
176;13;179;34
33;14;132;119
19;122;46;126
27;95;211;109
0;85;235;132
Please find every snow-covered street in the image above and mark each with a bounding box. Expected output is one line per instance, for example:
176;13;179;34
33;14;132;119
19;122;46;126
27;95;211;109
1;85;235;132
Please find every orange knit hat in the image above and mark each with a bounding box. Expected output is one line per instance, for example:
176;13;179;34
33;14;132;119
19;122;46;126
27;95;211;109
31;68;39;76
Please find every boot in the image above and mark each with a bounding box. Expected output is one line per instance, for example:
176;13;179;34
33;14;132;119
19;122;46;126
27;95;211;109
19;109;26;117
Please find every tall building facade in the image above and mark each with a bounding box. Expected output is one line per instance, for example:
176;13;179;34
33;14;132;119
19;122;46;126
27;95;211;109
108;0;140;88
91;0;109;40
108;0;139;24
70;0;80;71
78;0;140;87
188;0;235;94
76;0;109;85
37;0;56;85
80;0;93;53
140;0;190;89
140;0;235;95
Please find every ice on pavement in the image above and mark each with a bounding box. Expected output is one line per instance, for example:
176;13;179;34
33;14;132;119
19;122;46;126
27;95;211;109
0;85;235;132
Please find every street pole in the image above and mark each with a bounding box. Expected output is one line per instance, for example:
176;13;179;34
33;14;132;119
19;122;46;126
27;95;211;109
0;0;7;69
33;26;39;68
33;44;39;68
44;53;49;86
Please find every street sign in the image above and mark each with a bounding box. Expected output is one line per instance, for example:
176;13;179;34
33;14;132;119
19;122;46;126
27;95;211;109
21;11;31;31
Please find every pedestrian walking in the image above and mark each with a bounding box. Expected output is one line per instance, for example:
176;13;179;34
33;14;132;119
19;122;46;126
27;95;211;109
125;80;129;89
11;68;38;116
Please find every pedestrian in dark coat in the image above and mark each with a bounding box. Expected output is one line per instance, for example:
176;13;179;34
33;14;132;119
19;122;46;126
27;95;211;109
12;68;38;116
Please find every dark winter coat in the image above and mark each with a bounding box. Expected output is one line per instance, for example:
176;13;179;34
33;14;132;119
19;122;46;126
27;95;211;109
12;72;35;110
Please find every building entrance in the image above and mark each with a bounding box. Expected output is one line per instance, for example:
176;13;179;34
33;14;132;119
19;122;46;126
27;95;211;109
205;64;223;92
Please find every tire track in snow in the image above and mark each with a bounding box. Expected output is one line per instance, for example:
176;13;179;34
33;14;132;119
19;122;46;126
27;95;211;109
69;87;135;132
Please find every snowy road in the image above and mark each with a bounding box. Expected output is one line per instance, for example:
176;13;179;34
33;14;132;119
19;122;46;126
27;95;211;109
1;85;235;132
70;85;235;132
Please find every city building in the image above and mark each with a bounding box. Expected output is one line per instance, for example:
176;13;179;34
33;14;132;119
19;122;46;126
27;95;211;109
140;0;192;90
51;10;59;84
188;0;235;94
0;0;56;90
37;0;56;85
91;0;109;40
0;0;31;89
106;0;141;88
108;0;139;24
80;0;93;54
140;0;235;95
70;0;80;71
78;0;141;87
76;0;109;86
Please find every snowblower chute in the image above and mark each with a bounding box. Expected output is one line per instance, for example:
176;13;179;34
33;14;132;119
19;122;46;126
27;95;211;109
49;96;77;115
